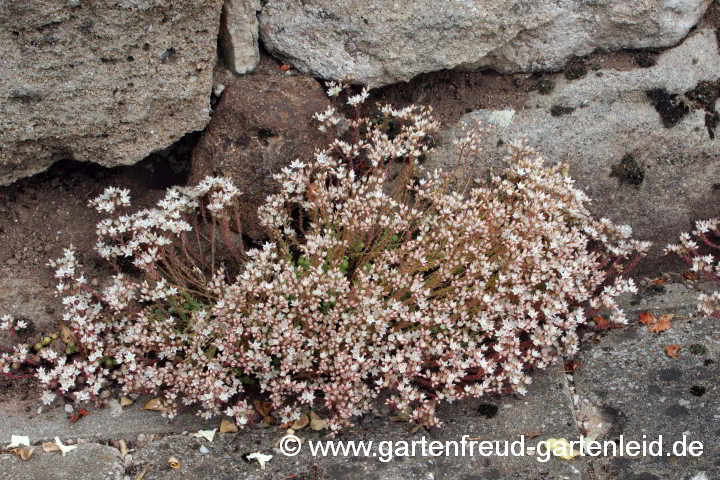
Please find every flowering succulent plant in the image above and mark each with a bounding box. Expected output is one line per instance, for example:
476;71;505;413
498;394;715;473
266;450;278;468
1;84;650;431
666;219;720;316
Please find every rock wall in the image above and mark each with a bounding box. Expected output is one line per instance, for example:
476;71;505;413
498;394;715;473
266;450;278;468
259;0;712;87
0;0;223;185
219;0;261;75
427;28;720;269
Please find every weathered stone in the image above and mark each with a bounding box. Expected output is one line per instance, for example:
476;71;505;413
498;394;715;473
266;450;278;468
190;74;330;240
0;396;210;444
0;443;124;480
219;0;261;75
128;367;587;480
427;28;720;272
0;0;223;185
574;315;720;479
258;0;711;87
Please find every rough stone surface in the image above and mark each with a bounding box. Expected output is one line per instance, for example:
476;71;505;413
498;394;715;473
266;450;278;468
259;0;711;87
190;74;330;239
0;443;124;480
129;366;586;480
219;0;261;74
0;397;210;444
427;28;720;273
574;316;720;480
0;0;223;185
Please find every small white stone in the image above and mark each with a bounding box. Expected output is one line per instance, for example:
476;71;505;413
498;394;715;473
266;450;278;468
199;445;210;455
64;404;74;413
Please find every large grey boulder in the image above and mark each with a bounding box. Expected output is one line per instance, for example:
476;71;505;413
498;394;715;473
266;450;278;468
427;28;720;272
0;0;224;185
259;0;711;88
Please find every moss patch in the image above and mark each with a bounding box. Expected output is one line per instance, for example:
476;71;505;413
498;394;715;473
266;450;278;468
538;77;555;95
634;51;657;68
610;153;645;186
646;88;690;128
550;105;576;117
686;80;720;139
564;57;588;81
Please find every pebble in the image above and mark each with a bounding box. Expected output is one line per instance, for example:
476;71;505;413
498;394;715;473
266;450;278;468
199;445;210;455
64;404;74;413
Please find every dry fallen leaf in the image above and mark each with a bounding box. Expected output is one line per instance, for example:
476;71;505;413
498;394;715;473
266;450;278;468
116;439;129;457
564;361;582;373
649;277;668;285
60;324;74;343
142;398;166;412
545;438;580;460
42;441;60;453
54;437;77;456
7;435;30;448
192;429;217;442
665;344;681;358
291;413;309;430
219;419;238;433
649;315;672;333
120;396;134;407
638;312;655;325
12;446;34;461
593;316;609;329
309;411;328;431
168;456;181;469
279;64;291;71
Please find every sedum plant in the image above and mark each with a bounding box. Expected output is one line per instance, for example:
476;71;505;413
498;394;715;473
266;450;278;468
666;219;720;316
1;85;649;431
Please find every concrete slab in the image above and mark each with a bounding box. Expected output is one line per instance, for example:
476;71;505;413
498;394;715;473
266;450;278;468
0;398;210;444
574;316;720;480
129;366;587;480
0;443;124;480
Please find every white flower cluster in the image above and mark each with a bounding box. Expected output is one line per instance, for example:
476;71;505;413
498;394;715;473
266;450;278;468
666;218;720;316
0;99;647;432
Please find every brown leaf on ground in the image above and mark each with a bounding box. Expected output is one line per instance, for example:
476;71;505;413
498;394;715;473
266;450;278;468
564;361;582;373
12;447;34;460
168;457;181;469
142;398;167;412
665;344;681;358
291;414;310;430
67;409;89;424
638;312;655;325
649;315;673;333
42;442;60;453
220;419;238;433
593;316;622;330
309;411;329;430
649;277;668;285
